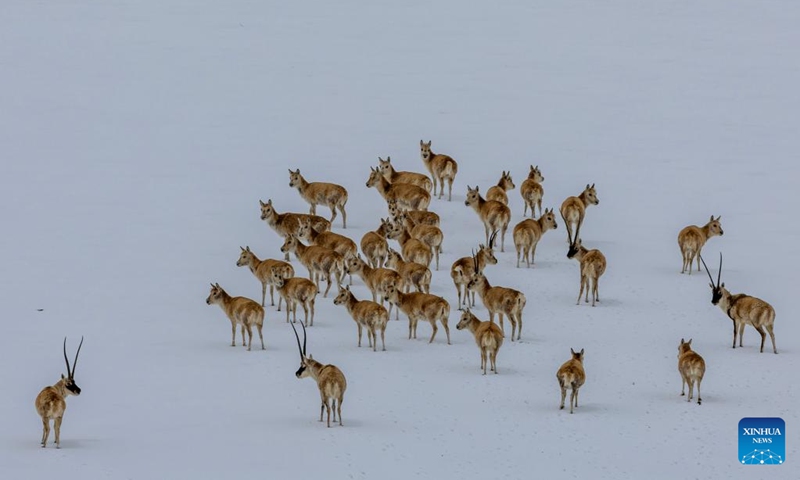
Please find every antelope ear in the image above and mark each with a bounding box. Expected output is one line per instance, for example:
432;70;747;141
721;282;725;288
215;282;221;288
240;246;245;251
420;139;424;146
680;338;685;344
210;282;215;288
61;374;65;380
586;184;590;189
571;348;575;355
709;283;714;289
709;215;714;221
716;215;722;221
386;156;391;162
308;354;313;360
687;339;692;345
259;199;265;206
580;348;584;356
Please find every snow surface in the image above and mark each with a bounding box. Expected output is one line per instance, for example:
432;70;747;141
1;1;798;478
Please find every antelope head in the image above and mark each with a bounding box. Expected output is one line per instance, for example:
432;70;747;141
456;308;475;330
270;267;288;288
236;246;254;267
288;169;302;188
366;166;383;188
466;253;486;290
700;253;725;305
583;183;599;205
61;337;84;396
464;185;481;207
501;171;515;189
678;338;693;357
541;208;558;230
259;199;275;221
332;285;352;306
280;235;300;254
420;140;432;161
570;348;584;362
706;215;724;236
528;165;544;182
290;321;312;378
377;156;392;175
206;282;225;305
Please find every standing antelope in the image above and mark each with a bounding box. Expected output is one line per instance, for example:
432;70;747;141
298;217;357;284
456;309;503;375
513;207;558;268
235;246;294;309
206;283;265;350
360;218;392;269
466;266;527;341
366;166;431;211
384;248;431;294
281;234;344;298
560;184;599;245
290;321;347;427
419;140;458;201
378;156;433;192
486;171;515;205
345;253;404;320
259;198;330;260
397;212;443;270
556;348;586;414
333;285;389;352
464;185;511;252
678;215;724;274
567;239;606;307
384;284;451;344
35;337;83;448
701;254;777;353
387;199;440;226
520;165;545;218
386;219;433;269
677;338;706;405
288;168;348;228
272;267;317;326
451;235;498;309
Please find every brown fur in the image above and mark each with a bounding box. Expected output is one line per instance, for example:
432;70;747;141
387;199;440;226
464;185;511;252
467;271;526;341
333;285;389;351
360;218;392;269
486;171;515;205
386;219;433;268
236;246;294;309
567;239;606;307
345;254;404;320
384;248;432;294
678;216;723;274
35;338;83;448
271;268;317;326
397;212;444;270
520;165;545;218
678;339;705;404
297;356;347;427
288;168;349;228
716;286;776;354
259;198;330;260
366;166;431;211
559;184;599;244
420;140;458;201
451;243;498;309
556;348;586;414
456;309;504;374
281;235;345;298
513;208;558;268
298;217;357;284
206;283;265;350
378;156;433;192
384;284;451;344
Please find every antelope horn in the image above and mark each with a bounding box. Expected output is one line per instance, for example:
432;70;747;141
488;230;497;250
71;336;84;377
63;337;71;376
717;252;722;287
699;254;715;287
290;322;305;359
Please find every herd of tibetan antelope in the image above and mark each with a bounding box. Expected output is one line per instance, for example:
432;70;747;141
35;141;779;445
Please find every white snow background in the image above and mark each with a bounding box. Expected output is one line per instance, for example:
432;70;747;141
1;1;798;478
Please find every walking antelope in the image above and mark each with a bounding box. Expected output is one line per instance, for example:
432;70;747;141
384;248;432;294
259;198;330;259
520;165;545;218
567;239;607;307
419;140;458;201
387;199;440;226
678;216;724;274
464;185;511;252
360;218;392;269
288;168;349;229
678;338;706;405
290;321;347;427
345;253;404;320
378;156;433;192
271;267;317;326
486;171;515;205
456;309;503;375
298;217;357;284
333;285;389;351
35;337;83;448
235;246;294;309
366;166;431;211
701;254;777;353
559;184;599;245
384;284;451;344
397;211;443;270
280;234;344;298
513;208;558;268
451;234;498;309
466;263;527;341
205;283;265;350
386;218;433;269
556;348;586;414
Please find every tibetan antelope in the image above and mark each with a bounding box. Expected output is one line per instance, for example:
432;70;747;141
556;348;585;414
298;217;357;284
378;156;433;192
366;166;431;211
291;321;347;427
567;239;607;307
205;283;265;350
384;284;451;344
678;215;724;274
520;165;545;218
464;185;511;252
467;265;527;341
486;171;515;205
259;198;330;259
271;267;317;326
397;211;443;270
513;207;558;268
457;309;503;375
419;140;458;201
701;254;777;353
451;235;498;309
360;218;392;269
288;168;348;228
384;248;431;294
35;337;83;448
387;199;440;226
333;285;389;351
345;253;404;320
281;234;344;298
678;338;705;405
559;183;599;245
235;246;294;309
386;218;433;269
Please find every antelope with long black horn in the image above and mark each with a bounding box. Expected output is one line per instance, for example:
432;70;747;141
35;337;84;448
700;253;777;353
291;322;347;427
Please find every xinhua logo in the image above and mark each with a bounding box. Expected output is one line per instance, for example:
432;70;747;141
739;417;785;465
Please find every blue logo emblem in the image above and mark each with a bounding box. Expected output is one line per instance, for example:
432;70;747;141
739;417;785;465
